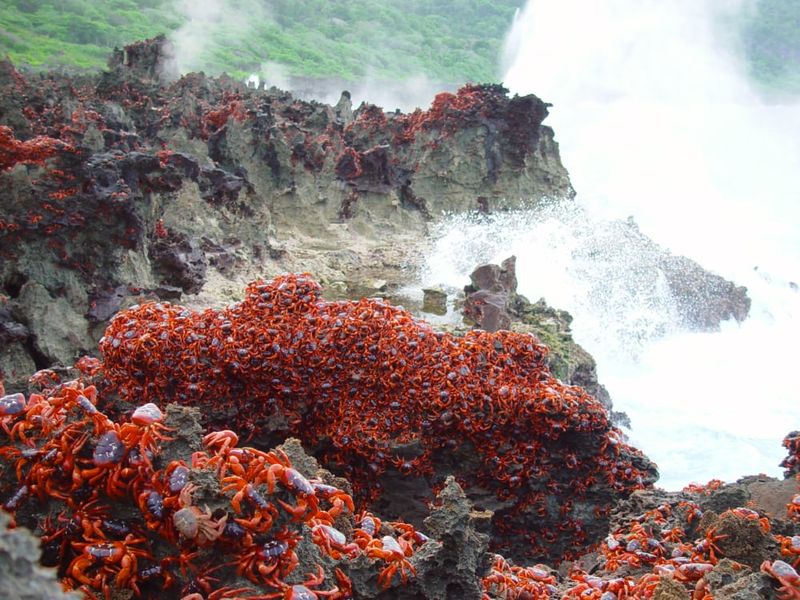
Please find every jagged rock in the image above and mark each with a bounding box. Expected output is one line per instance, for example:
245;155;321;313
413;477;491;600
574;217;750;332
106;34;174;83
463;256;518;331
660;255;750;330
0;511;78;599
653;575;691;600
334;91;354;126
148;231;208;295
0;37;574;380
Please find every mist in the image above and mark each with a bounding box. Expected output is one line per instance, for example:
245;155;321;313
502;0;800;277
165;1;448;113
167;0;271;77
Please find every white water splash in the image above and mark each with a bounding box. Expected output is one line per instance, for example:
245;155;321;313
422;0;800;490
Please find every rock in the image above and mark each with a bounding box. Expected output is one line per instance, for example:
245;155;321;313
0;511;79;599
463;256;518;331
0;44;581;379
422;287;447;315
334;91;354;126
14;281;93;366
0;340;35;392
106;34;175;83
660;255;750;330
653;575;691;600
412;477;491;600
573;217;750;332
148;231;208;295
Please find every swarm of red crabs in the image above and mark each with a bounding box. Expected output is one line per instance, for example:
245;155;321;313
98;272;655;559
2;381;800;599
0;380;424;599
1;272;798;599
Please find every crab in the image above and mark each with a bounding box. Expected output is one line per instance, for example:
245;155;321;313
311;523;360;559
779;535;800;569
261;449;319;520
762;560;800;600
119;402;174;459
365;535;416;589
788;495;800;521
67;534;151;597
260;565;346;599
172;483;227;545
235;533;299;585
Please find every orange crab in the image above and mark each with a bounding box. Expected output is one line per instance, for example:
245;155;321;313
762;560;800;600
788;495;800;521
365;535;416;589
260;565;347;599
119;402;174;459
67;534;151;596
172;483;227;544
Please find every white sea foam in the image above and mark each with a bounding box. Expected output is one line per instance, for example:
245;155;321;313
422;0;800;490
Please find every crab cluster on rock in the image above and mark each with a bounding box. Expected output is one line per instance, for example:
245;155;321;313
98;272;657;562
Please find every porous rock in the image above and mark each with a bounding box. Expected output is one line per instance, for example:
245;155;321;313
0;511;79;599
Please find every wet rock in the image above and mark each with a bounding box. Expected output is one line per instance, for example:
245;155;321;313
660;255;750;330
0;511;78;599
463;256;518;331
422;288;447;315
573;217;750;332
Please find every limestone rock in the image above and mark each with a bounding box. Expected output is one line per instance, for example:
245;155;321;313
0;511;79;599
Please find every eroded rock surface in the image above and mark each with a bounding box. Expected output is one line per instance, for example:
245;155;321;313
0;36;574;389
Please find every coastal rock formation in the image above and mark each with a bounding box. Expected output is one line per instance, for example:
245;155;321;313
0;35;573;390
0;373;796;599
0;35;751;393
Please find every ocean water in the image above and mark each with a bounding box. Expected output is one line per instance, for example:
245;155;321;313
421;0;800;490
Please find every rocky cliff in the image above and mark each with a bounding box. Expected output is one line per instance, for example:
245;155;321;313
0;36;750;393
0;35;576;390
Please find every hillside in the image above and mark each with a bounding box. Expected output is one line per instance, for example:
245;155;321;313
743;0;800;94
0;0;523;83
2;0;799;94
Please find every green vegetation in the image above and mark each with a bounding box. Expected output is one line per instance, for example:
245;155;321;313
742;0;800;95
1;0;799;94
0;0;524;83
0;0;181;69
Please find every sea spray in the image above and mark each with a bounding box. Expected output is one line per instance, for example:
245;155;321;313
422;0;800;489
